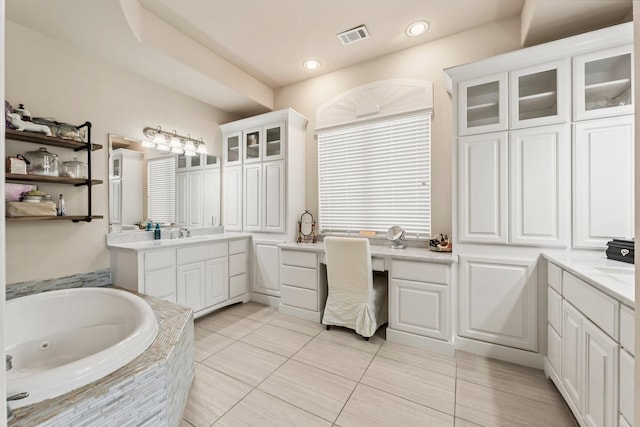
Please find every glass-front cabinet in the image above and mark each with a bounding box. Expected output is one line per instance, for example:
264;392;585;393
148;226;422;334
177;153;218;171
243;127;261;163
458;73;508;136
573;44;633;121
509;59;569;129
243;122;285;163
224;132;242;166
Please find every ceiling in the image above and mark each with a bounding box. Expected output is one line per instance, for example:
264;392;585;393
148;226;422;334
5;0;632;115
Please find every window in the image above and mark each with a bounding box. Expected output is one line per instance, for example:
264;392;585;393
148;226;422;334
147;156;176;223
318;111;431;237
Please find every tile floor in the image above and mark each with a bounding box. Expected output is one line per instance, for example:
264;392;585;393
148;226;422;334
180;302;578;427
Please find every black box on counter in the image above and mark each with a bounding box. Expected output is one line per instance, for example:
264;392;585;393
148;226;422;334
605;239;634;264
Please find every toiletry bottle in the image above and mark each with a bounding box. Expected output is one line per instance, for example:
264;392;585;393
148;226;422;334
57;194;66;216
154;223;161;240
146;221;152;231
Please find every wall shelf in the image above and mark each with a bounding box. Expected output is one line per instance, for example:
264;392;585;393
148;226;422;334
6;215;104;223
5;128;102;151
6;173;103;186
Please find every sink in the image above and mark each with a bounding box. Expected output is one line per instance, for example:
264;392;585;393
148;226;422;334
593;265;635;286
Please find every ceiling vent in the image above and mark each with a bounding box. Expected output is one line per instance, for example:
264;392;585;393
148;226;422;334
337;25;370;45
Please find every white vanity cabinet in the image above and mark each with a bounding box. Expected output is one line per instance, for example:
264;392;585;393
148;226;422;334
143;248;177;302
224;166;243;231
176;155;221;229
279;248;326;322
177;242;228;313
229;238;249;298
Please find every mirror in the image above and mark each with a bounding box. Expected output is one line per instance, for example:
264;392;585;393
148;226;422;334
297;210;316;243
386;225;405;249
107;134;221;233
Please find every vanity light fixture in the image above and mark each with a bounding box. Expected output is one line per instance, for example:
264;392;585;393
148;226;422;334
303;59;321;70
142;126;207;155
406;21;429;37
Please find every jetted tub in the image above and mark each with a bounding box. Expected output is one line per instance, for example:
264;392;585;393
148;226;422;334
5;287;158;409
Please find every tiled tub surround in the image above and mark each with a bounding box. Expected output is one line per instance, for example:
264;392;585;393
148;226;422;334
8;290;194;427
6;268;111;300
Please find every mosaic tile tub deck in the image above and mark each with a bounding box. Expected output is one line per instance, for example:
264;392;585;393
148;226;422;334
8;289;195;427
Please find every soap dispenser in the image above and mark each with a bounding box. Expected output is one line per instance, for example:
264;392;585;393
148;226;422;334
154;223;161;240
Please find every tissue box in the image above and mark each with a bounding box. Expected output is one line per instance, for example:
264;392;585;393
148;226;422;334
605;239;634;264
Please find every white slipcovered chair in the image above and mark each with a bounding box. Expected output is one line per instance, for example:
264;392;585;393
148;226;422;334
322;236;388;339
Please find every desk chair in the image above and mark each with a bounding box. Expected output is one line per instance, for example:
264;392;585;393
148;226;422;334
322;236;388;339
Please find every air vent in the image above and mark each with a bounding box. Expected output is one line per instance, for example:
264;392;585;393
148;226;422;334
337;25;370;45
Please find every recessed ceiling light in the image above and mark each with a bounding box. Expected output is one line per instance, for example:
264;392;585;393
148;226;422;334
303;59;321;70
406;21;429;37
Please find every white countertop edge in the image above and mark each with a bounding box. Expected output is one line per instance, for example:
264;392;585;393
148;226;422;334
107;233;252;251
542;252;635;307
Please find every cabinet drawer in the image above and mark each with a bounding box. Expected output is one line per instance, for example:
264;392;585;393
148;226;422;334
229;253;247;277
620;304;635;355
372;257;386;272
145;267;176;300
547;324;562;378
229;238;248;255
178;242;228;264
281;285;317;311
281;249;317;268
547;262;562;294
281;265;317;291
619;350;634;426
145;249;176;272
548;287;562;335
563;271;619;339
391;260;449;284
229;274;247;299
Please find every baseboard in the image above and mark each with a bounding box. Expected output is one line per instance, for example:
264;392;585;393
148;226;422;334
544;359;584;427
250;292;280;307
279;304;322;322
454;336;544;369
386;328;455;357
193;294;249;320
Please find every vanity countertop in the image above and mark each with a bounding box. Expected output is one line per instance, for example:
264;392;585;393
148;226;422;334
543;252;635;307
107;232;252;252
279;242;457;264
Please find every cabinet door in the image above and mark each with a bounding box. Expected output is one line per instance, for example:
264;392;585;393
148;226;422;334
243;163;262;231
253;242;280;296
562;301;583;413
204;257;228;308
177;262;205;312
224;132;242;166
458;256;537;350
175;172;189;228
244;127;262;163
510;59;570;129
188;171;203;229
202;168;221;227
509;124;570;246
263;160;286;233
573;44;633;121
110;179;122;225
145;267;177;303
263;122;286;161
390;278;449;341
458;73;508;136
224;166;243;231
619;350;634;427
574;116;634;248
458;132;508;243
583;318;618;427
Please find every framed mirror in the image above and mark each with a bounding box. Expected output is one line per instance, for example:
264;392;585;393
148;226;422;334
297;210;316;243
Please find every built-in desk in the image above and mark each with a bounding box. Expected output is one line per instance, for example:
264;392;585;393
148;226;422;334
278;242;457;354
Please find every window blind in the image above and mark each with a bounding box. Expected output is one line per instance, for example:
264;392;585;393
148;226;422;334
147;156;176;223
318;111;431;237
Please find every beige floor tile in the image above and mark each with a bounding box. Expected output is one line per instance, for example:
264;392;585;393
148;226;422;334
454;418;482;427
293;339;374;381
196;311;263;339
267;312;325;336
361;355;455;415
455;351;563;405
182;364;251;427
202;341;287;386
179;419;194;427
455;379;578;427
222;301;279;322
377;341;456;377
258;359;357;422
214;389;331;427
194;327;235;362
335;384;454;427
316;326;384;354
240;324;313;357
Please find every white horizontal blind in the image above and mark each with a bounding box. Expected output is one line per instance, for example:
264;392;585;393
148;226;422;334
318;111;431;237
147;156;176;223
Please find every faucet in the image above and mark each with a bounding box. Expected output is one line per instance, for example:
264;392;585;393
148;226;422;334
179;228;191;238
6;355;29;421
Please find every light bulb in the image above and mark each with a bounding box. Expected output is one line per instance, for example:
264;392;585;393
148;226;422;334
184;139;195;152
156;143;170;152
141;140;155;149
171;146;184;154
406;21;429;37
196;138;207;154
169;132;181;148
153;132;166;146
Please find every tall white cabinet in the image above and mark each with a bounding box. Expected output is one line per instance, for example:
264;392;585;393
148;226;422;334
221;109;308;305
445;22;633;365
176;153;221;229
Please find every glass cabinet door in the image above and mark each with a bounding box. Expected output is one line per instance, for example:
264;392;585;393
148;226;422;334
510;59;569;129
263;122;285;161
244;128;261;163
458;73;508;136
203;154;219;168
573;44;633;121
176;154;189;170
224;132;242;165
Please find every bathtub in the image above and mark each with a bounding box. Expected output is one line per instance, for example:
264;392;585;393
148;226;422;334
5;287;158;409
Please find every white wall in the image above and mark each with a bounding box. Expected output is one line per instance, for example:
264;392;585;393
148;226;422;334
4;21;236;284
274;17;521;236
